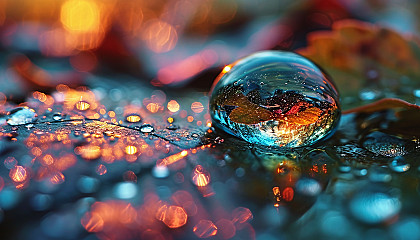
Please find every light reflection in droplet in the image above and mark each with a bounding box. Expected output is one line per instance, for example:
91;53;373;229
9;166;27;183
125;145;138;155
125;114;141;123
75;100;91;111
192;165;210;187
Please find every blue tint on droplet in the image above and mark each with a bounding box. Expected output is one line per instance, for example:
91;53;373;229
209;51;340;147
7;107;37;126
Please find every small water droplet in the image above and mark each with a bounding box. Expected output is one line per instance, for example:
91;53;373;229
166;125;179;130
125;114;141;123
192;165;210;187
389;156;410;173
140;124;154;133
209;51;340;147
52;113;62;121
7;108;37;125
75;100;90;111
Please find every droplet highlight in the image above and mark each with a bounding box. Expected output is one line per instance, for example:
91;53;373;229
209;51;340;147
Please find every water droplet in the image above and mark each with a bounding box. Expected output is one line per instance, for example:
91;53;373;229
52;113;62;121
389;156;410;173
140;124;154;133
209;51;340;147
7;108;37;125
125;114;141;123
349;190;401;224
192;165;210;187
75;100;91;111
362;131;408;157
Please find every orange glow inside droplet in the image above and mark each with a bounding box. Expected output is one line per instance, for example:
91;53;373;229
147;103;160;113
159;205;188;228
10;166;28;183
126;114;141;123
187;116;194;122
192;165;210;187
50;172;65;184
282;187;294;202
191;102;204;113
125;145;138;155
75;100;91;111
167;100;180;113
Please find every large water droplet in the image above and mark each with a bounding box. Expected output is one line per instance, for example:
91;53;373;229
140;124;154;133
7;108;37;125
209;51;340;147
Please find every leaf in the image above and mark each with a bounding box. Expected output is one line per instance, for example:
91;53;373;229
343;98;420;114
224;92;273;124
297;19;420;103
280;107;322;125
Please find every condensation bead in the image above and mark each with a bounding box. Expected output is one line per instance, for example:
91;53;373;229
209;51;340;148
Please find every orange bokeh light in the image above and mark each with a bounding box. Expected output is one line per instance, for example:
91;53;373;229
156;204;188;228
167;100;180;113
192;165;210;187
61;0;100;33
9;166;28;183
141;19;178;53
191;102;204;113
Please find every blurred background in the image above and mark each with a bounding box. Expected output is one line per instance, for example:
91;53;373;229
1;0;419;100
